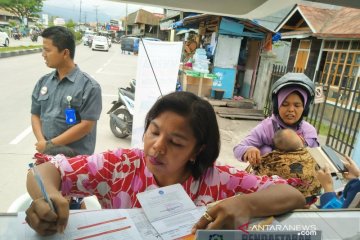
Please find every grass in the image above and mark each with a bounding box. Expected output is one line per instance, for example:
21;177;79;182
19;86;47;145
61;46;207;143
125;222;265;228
0;45;42;53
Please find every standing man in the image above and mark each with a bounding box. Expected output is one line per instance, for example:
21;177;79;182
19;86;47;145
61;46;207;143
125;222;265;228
31;26;102;155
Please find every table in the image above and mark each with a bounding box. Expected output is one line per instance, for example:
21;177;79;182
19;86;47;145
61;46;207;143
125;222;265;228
1;210;360;239
181;73;214;98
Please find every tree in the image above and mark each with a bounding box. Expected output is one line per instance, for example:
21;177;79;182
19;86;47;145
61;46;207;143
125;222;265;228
0;0;44;26
66;19;76;29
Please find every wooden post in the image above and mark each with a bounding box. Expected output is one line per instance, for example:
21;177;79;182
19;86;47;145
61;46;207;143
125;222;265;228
198;76;203;96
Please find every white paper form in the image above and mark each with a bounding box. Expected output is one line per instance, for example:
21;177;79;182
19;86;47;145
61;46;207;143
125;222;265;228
137;184;206;240
17;209;143;240
128;208;161;240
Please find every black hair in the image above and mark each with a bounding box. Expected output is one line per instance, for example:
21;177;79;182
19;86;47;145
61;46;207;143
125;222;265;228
144;91;220;179
41;26;76;59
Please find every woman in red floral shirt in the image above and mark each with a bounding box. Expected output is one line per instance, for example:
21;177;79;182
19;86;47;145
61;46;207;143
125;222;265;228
26;91;305;236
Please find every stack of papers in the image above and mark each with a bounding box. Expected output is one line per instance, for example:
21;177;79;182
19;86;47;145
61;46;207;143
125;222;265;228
17;184;205;240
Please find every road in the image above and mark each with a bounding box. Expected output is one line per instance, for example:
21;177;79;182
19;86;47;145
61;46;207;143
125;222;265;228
0;43;139;211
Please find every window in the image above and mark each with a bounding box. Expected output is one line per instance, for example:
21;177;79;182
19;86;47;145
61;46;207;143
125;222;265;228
320;40;360;105
324;40;335;49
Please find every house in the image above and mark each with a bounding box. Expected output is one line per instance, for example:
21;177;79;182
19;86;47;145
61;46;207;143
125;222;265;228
275;2;360;106
0;8;20;24
275;2;360;162
125;9;165;40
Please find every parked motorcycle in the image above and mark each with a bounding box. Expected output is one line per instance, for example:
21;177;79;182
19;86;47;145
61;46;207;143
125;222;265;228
107;81;135;138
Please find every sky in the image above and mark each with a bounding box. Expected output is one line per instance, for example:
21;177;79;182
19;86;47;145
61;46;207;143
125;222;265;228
42;0;164;23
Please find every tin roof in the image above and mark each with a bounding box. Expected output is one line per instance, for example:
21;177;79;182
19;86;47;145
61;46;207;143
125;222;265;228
276;2;360;38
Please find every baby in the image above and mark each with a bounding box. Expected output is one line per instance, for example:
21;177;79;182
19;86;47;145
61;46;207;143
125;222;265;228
251;129;322;201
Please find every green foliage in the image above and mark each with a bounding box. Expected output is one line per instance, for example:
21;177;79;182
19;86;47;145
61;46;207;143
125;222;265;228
8;20;17;27
66;19;76;29
68;28;82;41
0;0;44;24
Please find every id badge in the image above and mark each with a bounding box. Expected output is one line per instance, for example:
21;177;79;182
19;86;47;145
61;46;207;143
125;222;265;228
65;108;77;125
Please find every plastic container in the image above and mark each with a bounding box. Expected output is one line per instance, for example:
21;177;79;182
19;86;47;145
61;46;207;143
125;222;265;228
214;89;225;100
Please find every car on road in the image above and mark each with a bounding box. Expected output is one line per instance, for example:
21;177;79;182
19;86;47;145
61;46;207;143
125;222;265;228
0;29;10;47
91;36;110;52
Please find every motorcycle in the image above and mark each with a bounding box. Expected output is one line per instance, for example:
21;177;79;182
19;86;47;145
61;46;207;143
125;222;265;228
13;32;21;40
107;81;135;138
31;34;38;42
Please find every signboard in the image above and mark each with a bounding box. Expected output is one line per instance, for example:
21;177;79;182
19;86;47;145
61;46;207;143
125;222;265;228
131;40;183;148
53;18;65;26
314;86;325;104
110;25;120;31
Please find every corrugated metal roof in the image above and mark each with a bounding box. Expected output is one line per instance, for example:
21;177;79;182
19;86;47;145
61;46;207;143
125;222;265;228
278;3;360;38
320;7;360;34
183;14;273;33
297;5;337;33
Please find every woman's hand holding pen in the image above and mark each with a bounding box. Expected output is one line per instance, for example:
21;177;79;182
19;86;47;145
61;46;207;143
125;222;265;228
25;193;69;236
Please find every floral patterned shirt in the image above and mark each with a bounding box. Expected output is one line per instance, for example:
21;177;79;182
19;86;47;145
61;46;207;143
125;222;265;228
34;148;287;209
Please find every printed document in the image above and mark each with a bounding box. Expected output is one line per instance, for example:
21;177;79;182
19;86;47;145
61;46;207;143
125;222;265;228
137;184;206;240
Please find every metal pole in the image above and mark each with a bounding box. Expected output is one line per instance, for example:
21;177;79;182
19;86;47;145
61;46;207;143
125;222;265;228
79;0;82;26
125;4;128;36
95;5;99;31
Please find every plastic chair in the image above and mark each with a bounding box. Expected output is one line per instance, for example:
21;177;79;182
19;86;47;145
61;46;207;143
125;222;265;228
7;194;101;212
7;193;32;213
83;196;102;210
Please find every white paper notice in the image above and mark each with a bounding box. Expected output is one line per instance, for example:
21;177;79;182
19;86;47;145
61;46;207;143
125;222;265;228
131;40;183;148
136;184;196;222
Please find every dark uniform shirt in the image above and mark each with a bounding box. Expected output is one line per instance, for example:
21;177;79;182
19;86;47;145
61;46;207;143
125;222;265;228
31;65;102;155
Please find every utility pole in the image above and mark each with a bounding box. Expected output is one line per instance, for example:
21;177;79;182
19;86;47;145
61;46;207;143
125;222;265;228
94;5;99;31
79;0;82;28
125;3;128;36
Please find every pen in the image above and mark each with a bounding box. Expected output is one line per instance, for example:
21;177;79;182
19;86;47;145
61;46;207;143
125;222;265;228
29;163;56;212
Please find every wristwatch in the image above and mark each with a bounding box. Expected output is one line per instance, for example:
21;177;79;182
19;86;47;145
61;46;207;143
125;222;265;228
46;140;55;148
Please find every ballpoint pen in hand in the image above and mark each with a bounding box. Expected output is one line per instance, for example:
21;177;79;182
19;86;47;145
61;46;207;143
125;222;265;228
29;163;56;212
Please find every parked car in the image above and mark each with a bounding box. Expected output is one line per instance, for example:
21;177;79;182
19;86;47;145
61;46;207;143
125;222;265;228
0;29;10;47
91;36;110;52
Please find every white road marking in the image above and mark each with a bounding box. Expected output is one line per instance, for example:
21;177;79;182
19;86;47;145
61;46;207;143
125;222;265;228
104;59;112;66
10;126;32;145
96;67;103;73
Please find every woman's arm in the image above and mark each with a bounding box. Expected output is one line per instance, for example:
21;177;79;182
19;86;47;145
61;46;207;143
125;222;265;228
192;184;305;231
27;162;61;199
233;119;273;162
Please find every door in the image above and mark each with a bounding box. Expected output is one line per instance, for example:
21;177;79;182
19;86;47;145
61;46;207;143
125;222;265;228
294;40;311;71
